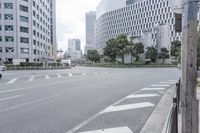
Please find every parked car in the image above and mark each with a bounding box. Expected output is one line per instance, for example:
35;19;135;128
0;66;6;71
0;70;2;79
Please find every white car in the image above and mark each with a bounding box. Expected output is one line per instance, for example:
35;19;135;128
0;70;2;79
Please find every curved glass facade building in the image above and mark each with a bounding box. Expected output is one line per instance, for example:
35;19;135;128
95;0;181;53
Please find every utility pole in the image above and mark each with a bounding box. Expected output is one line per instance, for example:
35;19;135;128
181;0;199;132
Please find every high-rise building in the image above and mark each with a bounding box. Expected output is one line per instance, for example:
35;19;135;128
95;0;183;53
0;0;57;64
68;39;82;60
85;11;96;54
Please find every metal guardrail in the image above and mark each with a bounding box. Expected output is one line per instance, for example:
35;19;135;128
165;79;181;133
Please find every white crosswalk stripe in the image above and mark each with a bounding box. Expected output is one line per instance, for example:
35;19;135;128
101;102;154;113
126;94;159;98
160;81;175;84
6;78;18;84
78;127;133;133
57;74;62;78
45;75;50;79
28;76;35;82
82;73;87;76
141;87;166;91
151;84;170;87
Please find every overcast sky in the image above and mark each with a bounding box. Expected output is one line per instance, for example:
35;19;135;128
56;0;101;51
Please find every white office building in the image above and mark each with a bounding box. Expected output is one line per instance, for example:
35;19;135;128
68;39;82;60
95;0;182;53
0;0;57;64
85;11;96;54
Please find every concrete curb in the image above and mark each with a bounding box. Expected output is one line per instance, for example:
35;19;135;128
140;86;176;133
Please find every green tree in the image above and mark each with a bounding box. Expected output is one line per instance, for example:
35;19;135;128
158;47;170;64
171;40;181;63
86;50;101;63
116;34;129;64
133;42;144;62
103;38;118;62
145;46;158;63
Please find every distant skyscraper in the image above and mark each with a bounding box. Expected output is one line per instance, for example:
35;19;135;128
0;0;57;63
68;39;82;60
85;11;96;54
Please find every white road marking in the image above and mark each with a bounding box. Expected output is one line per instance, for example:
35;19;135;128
57;74;62;78
0;92;73;113
78;127;133;133
160;82;175;84
168;80;177;82
6;78;18;84
68;73;72;77
126;94;159;98
101;102;154;113
82;73;87;76
142;88;166;91
94;72;98;75
151;84;170;87
45;75;50;79
0;95;22;102
28;76;35;82
65;89;142;133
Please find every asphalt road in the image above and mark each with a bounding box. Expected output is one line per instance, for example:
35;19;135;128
0;67;180;133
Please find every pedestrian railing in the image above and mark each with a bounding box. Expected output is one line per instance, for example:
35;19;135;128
165;79;180;133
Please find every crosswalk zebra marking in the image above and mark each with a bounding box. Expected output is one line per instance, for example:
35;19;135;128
78;126;133;133
45;75;50;79
160;81;175;84
57;74;62;78
28;76;35;82
6;78;18;84
141;87;166;91
126;93;159;98
101;102;154;114
151;84;170;87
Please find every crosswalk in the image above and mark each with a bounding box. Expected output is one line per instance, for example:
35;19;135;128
71;80;177;133
0;72;115;85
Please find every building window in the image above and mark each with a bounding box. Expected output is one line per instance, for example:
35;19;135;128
20;5;28;12
20;27;29;33
20;48;29;53
4;3;13;9
5;36;14;42
20;37;29;43
5;14;13;20
5;47;14;53
0;47;2;53
5;25;13;31
0;36;2;42
20;16;28;23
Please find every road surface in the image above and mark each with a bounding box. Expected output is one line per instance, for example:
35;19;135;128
0;67;179;133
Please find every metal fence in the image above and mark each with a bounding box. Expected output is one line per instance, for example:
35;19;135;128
165;79;180;133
